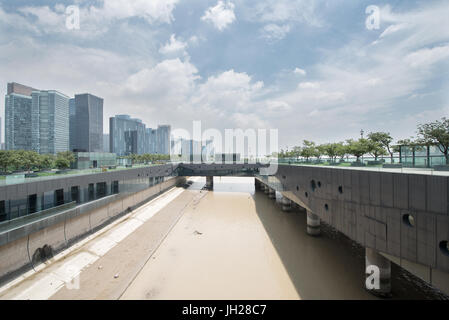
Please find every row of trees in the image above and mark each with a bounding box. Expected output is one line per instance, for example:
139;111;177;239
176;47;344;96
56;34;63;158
279;118;449;164
124;153;171;164
0;150;76;173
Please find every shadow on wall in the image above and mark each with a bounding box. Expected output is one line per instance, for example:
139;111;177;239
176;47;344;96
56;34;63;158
251;186;447;300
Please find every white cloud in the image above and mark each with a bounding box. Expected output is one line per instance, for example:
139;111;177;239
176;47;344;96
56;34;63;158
95;0;179;24
260;24;290;40
298;82;320;89
159;34;188;56
201;1;236;31
294;68;306;76
405;45;449;68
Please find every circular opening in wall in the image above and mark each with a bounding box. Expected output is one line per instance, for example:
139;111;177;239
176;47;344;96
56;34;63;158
310;180;316;192
338;186;343;194
305;192;309;198
296;186;299;191
439;241;449;256
318;181;322;188
283;175;287;179
324;204;329;211
402;214;415;227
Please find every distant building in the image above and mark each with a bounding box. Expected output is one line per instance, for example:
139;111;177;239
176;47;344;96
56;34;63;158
109;115;146;156
31;90;70;154
103;134;110;153
5;83;37;151
156;125;171;155
69;98;76;151
145;128;157;154
72;152;116;170
71;93;103;152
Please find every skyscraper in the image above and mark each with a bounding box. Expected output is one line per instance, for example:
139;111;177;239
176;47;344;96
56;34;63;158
71;94;103;152
5;83;37;151
31;90;70;154
109;115;146;156
69;98;76;151
145;128;158;154
103;134;110;153
156;125;171;155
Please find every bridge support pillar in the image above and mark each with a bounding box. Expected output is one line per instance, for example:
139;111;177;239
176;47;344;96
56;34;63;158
281;197;292;211
264;184;270;194
206;176;214;190
365;248;391;297
306;211;320;236
268;188;276;199
254;179;261;190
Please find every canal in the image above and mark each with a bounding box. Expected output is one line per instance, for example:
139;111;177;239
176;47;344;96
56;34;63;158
121;177;447;300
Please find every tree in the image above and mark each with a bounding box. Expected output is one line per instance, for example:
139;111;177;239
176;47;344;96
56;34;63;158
366;139;387;161
346;139;371;162
300;140;318;161
55;157;70;169
39;154;55;170
321;143;342;163
0;150;12;173
368;132;394;162
417;117;449;164
335;142;347;161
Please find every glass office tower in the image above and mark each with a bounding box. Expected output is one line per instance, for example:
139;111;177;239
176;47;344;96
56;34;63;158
72;94;104;152
31;90;70;154
5;93;33;150
109;115;146;156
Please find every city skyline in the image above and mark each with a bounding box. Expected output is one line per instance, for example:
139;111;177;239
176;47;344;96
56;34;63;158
0;1;447;149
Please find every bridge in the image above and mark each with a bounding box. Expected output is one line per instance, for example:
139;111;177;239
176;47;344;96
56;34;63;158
0;162;448;297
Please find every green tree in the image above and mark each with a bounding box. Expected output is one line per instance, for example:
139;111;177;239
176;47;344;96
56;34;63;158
321;143;343;163
300;140;318;161
366;139;387;161
39;154;55;170
417;117;449;164
0;150;11;173
368;132;394;162
346;139;371;162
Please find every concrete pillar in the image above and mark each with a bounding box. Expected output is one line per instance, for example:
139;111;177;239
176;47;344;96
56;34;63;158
264;184;270;194
306;211;320;236
206;176;214;189
254;179;260;190
268;188;276;199
281;197;292;212
365;248;391;297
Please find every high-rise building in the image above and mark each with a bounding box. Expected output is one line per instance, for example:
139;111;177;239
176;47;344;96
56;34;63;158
5;83;37;151
103;134;110;153
31;90;70;154
145;128;158;154
156;125;171;155
71;94;103;152
109;115;146;156
69;98;76;151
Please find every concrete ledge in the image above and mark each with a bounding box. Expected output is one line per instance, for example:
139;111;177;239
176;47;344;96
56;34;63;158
0;176;185;284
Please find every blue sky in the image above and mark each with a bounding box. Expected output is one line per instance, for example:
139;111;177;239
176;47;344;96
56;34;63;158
0;0;448;149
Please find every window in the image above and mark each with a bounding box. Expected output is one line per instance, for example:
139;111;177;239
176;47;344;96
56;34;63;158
112;181;119;194
88;184;95;201
0;201;6;222
71;186;80;203
28;194;37;214
54;189;64;206
96;182;107;199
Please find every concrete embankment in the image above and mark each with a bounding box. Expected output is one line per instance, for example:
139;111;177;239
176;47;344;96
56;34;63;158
0;177;186;284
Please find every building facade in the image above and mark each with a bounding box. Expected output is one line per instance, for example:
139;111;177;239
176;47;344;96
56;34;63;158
109;115;146;156
71;94;103;152
156;125;171;155
4;83;38;151
31;90;70;154
103;134;110;153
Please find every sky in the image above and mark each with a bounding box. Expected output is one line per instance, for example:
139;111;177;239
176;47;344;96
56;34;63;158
0;0;448;150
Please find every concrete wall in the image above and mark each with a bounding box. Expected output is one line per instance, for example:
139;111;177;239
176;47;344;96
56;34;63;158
0;176;185;283
256;165;449;295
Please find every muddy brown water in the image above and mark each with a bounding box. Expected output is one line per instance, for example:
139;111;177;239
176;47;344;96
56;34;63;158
121;177;448;300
